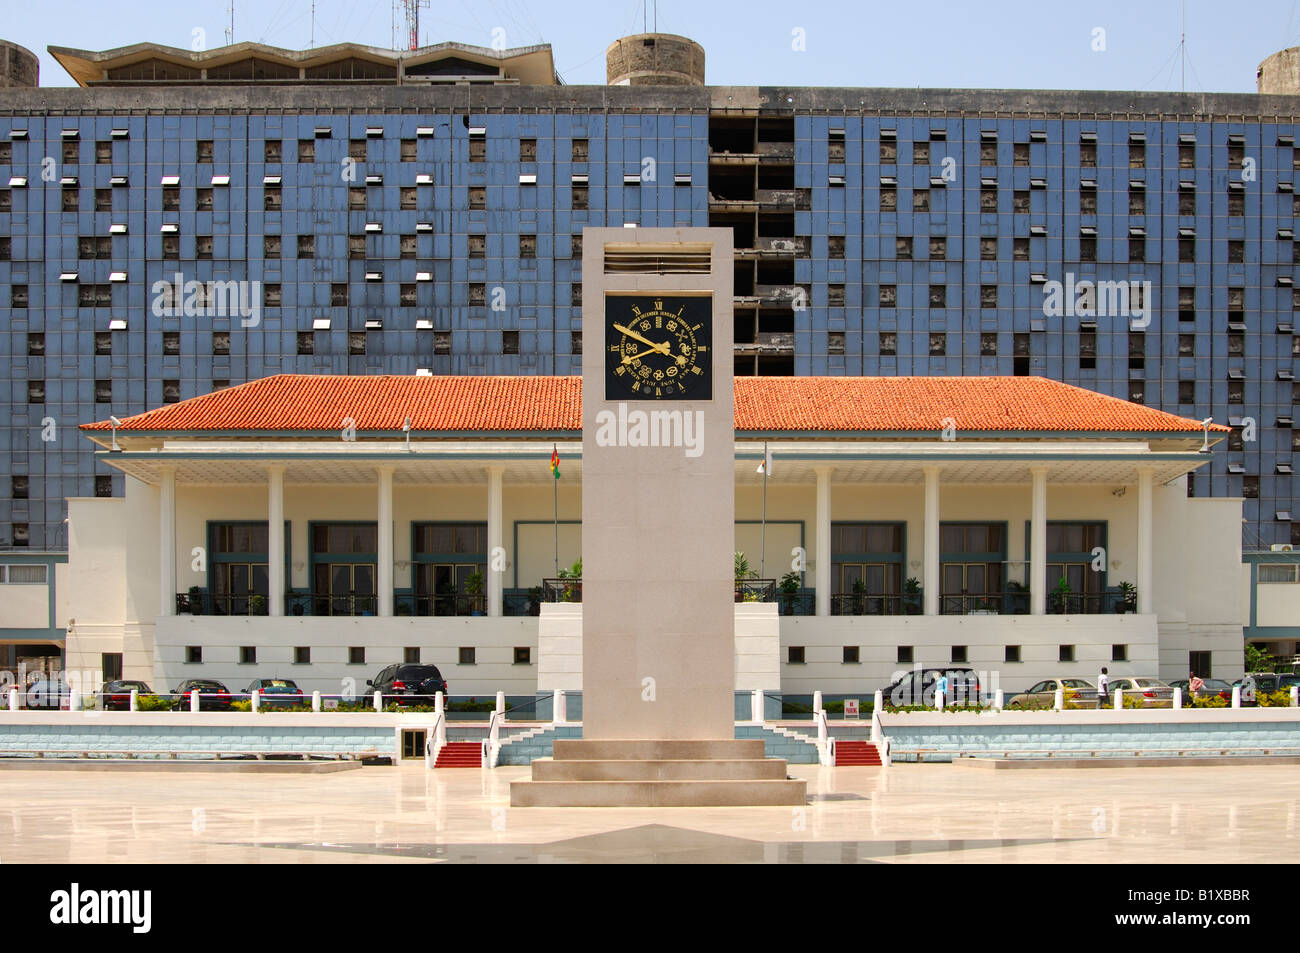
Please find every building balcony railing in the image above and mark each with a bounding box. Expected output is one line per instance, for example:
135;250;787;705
735;579;777;602
392;593;486;617
175;591;269;616
542;577;582;603
831;593;918;616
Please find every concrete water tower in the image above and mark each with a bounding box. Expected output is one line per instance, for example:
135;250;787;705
606;33;704;86
0;41;38;88
1258;48;1300;94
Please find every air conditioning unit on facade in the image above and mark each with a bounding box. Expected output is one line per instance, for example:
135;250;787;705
1271;544;1294;552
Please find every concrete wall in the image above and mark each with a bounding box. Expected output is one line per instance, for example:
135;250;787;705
879;706;1300;761
0;576;47;628
779;613;1159;695
151;615;538;695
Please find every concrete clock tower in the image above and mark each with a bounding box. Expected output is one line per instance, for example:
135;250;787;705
511;227;805;807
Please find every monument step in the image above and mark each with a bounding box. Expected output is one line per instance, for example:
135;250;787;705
530;757;789;781
834;741;883;766
433;742;482;768
552;739;766;762
509;778;807;807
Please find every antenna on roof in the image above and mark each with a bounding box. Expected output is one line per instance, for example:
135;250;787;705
225;1;235;46
402;0;430;51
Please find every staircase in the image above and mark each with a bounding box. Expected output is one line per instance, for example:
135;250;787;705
433;741;482;768
834;740;883;766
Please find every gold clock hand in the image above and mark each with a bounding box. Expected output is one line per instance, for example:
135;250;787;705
612;322;671;357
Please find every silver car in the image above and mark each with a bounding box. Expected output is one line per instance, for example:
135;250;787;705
1107;676;1174;708
1007;678;1098;708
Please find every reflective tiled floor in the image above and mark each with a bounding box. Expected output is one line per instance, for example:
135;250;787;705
2;761;1298;863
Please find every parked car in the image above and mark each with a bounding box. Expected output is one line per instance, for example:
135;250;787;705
24;677;71;710
1107;676;1174;708
1168;678;1233;702
881;667;982;706
243;678;305;708
1231;673;1298;704
365;664;449;707
170;679;233;711
99;679;153;711
1006;678;1097;708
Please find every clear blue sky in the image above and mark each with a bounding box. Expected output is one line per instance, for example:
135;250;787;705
7;0;1300;92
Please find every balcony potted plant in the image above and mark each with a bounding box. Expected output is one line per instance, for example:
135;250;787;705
464;571;486;615
903;577;922;615
187;585;204;616
1005;579;1028;615
851;577;868;615
971;597;998;616
734;551;757;603
778;571;801;615
1115;580;1137;614
527;585;542;616
1050;577;1072;614
250;594;267;616
558;557;582;602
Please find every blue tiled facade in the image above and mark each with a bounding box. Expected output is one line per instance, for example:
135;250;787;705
2;84;1300;554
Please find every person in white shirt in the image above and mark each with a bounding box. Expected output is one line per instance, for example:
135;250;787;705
1096;667;1110;708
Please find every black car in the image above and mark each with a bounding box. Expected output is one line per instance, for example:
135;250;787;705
366;664;448;707
171;679;234;711
99;679;152;711
882;667;983;707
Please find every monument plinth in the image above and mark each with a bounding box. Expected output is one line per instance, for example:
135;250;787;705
510;227;806;807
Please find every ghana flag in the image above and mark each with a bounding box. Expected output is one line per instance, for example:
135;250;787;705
550;445;560;479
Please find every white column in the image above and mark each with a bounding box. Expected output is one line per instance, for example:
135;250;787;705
377;466;394;617
815;468;833;617
487;465;504;617
267;465;285;617
159;466;176;617
1137;466;1154;615
923;466;941;616
1030;466;1048;616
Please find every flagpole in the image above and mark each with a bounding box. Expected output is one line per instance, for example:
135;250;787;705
552;444;559;578
760;440;768;580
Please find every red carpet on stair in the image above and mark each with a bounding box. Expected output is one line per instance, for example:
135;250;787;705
434;742;482;768
834;740;882;766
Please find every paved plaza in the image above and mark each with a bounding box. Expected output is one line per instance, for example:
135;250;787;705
1;761;1296;863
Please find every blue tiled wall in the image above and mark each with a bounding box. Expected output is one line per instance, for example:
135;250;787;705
0;106;1296;553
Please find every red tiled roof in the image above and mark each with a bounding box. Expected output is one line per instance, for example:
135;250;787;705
81;374;1225;436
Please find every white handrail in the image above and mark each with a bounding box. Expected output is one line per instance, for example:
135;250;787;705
485;710;503;768
815;706;833;766
424;711;446;770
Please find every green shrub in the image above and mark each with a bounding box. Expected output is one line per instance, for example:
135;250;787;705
1258;689;1293;708
1190;693;1229;709
1121;692;1145;709
229;700;252;712
136;694;173;711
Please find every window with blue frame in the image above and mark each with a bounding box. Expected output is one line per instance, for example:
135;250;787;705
207;521;289;616
310;523;377;616
830;522;904;615
411;522;486;616
1043;521;1108;613
940;522;1006;614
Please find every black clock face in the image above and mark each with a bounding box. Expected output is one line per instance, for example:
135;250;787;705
604;295;712;400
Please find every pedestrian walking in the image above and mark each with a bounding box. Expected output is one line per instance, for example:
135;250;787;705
1097;667;1110;709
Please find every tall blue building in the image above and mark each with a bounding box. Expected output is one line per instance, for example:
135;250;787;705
3;32;1300;583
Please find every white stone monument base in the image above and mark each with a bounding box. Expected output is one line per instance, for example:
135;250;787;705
509;739;807;807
